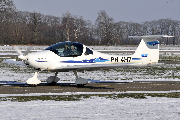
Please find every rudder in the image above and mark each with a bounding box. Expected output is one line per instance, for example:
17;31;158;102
130;35;173;63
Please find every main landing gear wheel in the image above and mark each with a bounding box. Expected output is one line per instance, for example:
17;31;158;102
46;72;60;85
48;81;57;86
77;84;85;87
28;84;37;87
73;71;89;87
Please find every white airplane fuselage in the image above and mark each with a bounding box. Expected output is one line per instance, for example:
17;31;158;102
26;47;150;72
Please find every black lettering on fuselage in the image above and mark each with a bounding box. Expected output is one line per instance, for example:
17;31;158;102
111;57;118;62
121;57;131;62
111;57;114;62
115;57;118;62
111;57;131;63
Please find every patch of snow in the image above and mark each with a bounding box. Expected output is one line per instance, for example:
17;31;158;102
0;95;179;119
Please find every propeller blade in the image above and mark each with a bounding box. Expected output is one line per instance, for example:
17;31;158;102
14;46;22;56
24;45;33;55
13;45;27;60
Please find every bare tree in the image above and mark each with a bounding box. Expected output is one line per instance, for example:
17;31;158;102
0;0;16;44
95;10;114;45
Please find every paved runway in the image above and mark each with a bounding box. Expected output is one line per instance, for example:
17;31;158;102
0;81;180;94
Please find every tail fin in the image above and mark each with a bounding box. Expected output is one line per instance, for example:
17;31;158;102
129;35;173;63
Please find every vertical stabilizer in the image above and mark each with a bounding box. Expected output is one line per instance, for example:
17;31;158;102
129;35;173;63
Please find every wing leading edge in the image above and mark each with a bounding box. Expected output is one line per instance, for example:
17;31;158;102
52;63;153;72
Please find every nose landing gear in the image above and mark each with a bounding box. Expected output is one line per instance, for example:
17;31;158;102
26;72;41;86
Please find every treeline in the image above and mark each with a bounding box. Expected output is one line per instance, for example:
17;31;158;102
0;0;180;46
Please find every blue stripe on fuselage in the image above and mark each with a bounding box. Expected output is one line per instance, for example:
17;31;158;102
147;41;159;46
141;54;148;57
132;58;142;60
61;57;109;63
35;60;47;62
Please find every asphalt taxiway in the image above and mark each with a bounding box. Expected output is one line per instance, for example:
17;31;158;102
0;80;180;94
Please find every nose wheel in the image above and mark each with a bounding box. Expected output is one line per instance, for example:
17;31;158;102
26;72;41;86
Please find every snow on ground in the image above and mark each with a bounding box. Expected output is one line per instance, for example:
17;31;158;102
1;62;180;82
0;96;180;120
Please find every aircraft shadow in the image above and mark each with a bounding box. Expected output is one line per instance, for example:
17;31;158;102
0;81;117;89
69;85;114;90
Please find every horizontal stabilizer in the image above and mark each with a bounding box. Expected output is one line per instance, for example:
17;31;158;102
129;35;174;40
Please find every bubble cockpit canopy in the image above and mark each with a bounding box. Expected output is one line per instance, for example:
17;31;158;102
45;42;83;57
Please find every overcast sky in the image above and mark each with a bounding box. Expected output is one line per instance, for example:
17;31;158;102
12;0;180;23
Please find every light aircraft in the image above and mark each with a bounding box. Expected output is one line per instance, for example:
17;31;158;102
3;35;173;87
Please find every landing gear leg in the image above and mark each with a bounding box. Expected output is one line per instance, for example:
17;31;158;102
46;72;60;85
26;71;41;86
73;71;89;87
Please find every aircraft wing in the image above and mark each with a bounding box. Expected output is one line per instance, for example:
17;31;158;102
55;63;154;72
2;59;25;66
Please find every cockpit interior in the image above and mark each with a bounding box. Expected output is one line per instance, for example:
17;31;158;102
45;42;93;57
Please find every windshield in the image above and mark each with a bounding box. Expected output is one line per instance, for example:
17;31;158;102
85;47;93;55
45;42;83;57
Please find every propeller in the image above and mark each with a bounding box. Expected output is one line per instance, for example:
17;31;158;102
14;45;33;61
24;45;33;55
